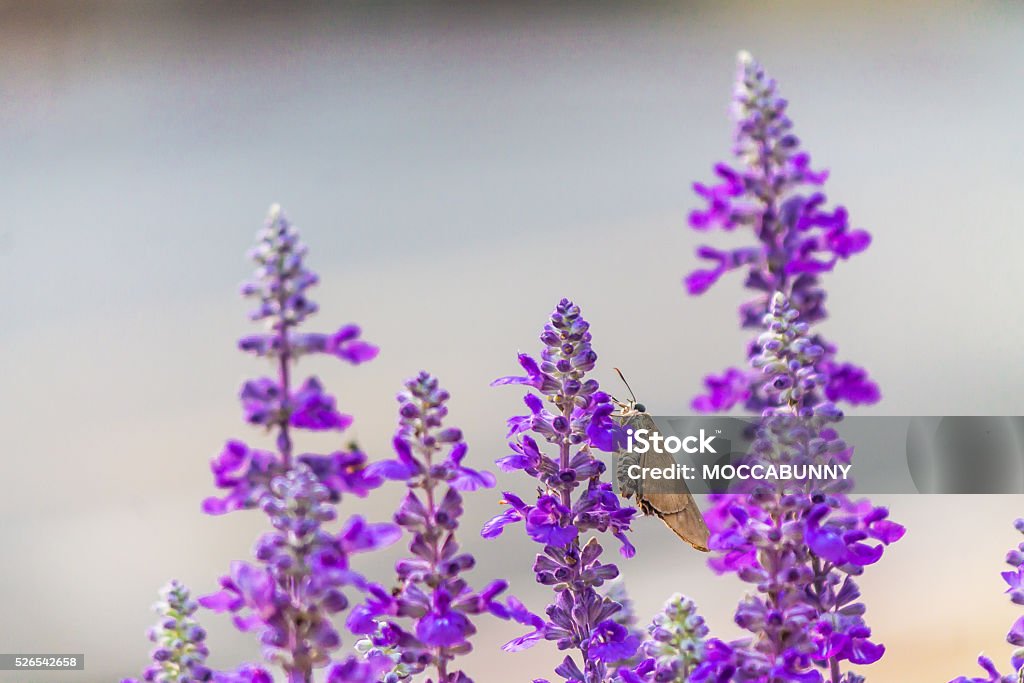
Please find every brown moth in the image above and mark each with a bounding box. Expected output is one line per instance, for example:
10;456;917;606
612;369;710;552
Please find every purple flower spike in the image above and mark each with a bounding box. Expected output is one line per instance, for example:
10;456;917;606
191;206;396;683
221;204;378;479
355;372;534;683
951;520;1024;683
122;581;212;683
485;299;640;682
683;60;901;683
698;293;902;683
686;52;879;414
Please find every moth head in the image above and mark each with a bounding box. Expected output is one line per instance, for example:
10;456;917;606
612;367;645;415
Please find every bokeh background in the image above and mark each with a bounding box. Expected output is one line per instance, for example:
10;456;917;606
2;2;1024;681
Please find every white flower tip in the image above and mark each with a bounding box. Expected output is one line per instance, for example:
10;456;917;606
737;50;754;66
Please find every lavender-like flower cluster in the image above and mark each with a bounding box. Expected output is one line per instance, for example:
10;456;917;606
349;371;535;683
685;52;879;414
679;57;903;683
203;205;381;517
201;464;399;679
123;581;211;683
483;299;640;683
641;594;708;683
693;295;903;683
196;206;399;683
951;519;1024;683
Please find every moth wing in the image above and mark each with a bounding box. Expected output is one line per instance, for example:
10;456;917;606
615;411;710;552
640;448;710;552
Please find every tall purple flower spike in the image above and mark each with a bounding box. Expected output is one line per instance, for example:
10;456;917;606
686;52;879;414
203;204;381;516
950;519;1024;683
484;298;641;683
693;293;904;683
197;205;400;683
348;372;538;683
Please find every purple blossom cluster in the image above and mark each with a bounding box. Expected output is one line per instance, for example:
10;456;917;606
694;294;903;683
685;52;879;415
348;371;537;683
640;594;708;683
602;580;646;670
123;581;212;683
682;59;904;682
201;465;400;680
196;206;399;683
203;205;381;516
483;298;641;683
951;519;1024;683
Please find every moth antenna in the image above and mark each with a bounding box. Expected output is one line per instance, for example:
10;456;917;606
613;367;638;405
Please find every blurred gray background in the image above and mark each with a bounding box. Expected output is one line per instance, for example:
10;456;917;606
1;2;1023;681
